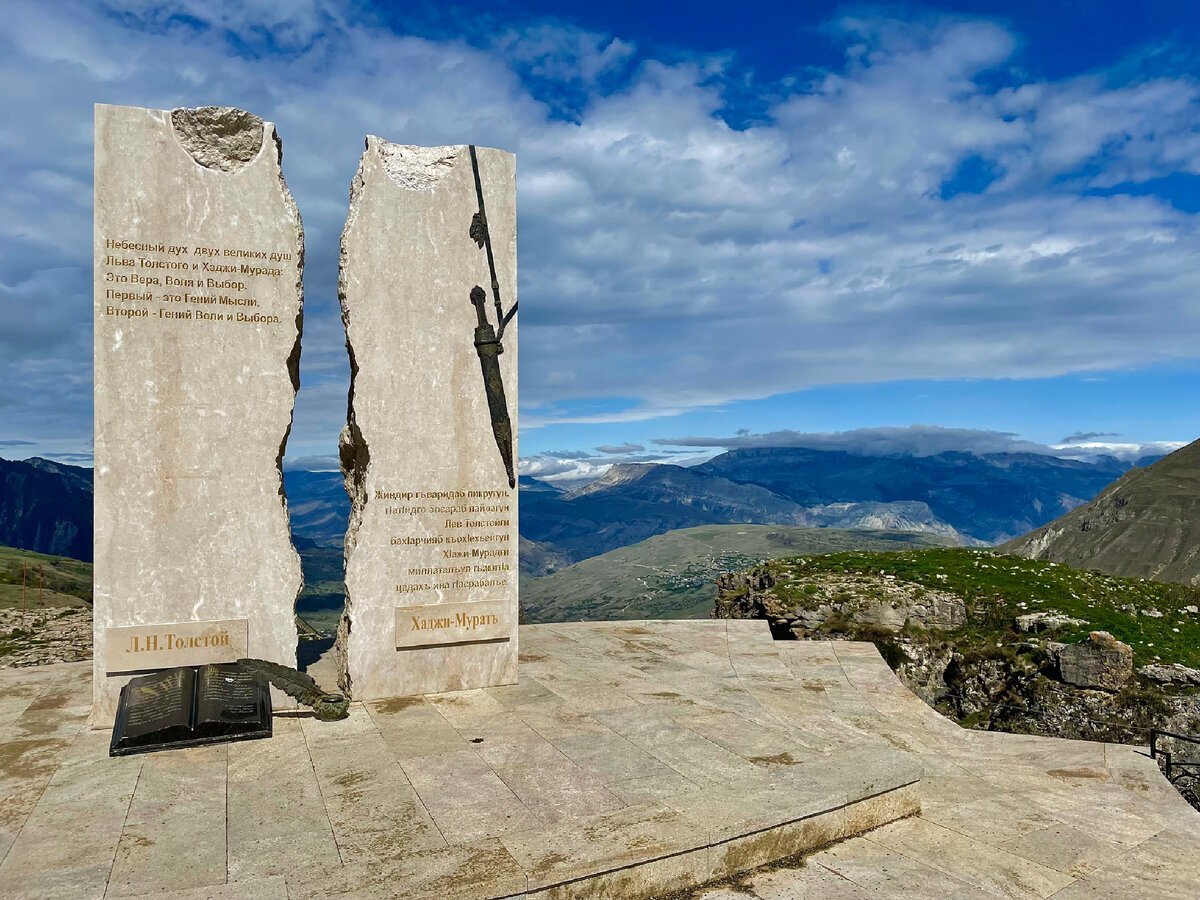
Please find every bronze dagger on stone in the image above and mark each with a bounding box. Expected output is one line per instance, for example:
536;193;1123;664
467;144;517;489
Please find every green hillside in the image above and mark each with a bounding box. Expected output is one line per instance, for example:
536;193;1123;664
0;545;92;609
520;525;953;623
758;547;1200;668
1002;439;1200;586
296;546;344;635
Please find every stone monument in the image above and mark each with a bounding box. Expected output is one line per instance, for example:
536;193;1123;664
336;139;519;700
93;104;304;721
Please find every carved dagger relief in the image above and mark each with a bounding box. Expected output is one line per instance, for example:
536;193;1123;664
467;144;517;490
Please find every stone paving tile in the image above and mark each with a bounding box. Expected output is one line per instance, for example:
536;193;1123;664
226;718;338;878
921;790;1063;846
288;838;529;900
1021;785;1165;848
300;707;405;789
997;821;1129;879
810;837;997;899
302;711;447;866
500;801;704;891
106;744;228;897
551;728;681;783
0;735;77;859
591;704;768;785
522;669;642;714
484;675;563;713
363;695;474;760
426;688;510;727
25;667;93;711
459;712;566;768
666;778;835;841
7;701;90;742
400;747;520;816
321;779;448;866
143;875;290;899
1054;832;1200;899
606;770;698;804
515;700;609;741
740;864;881;899
867;815;1077;898
493;755;626;823
0;729;141;900
678;710;818;763
227;830;343;884
919;772;1011;808
425;792;548;844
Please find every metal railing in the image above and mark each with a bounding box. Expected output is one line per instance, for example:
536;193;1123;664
1150;729;1200;785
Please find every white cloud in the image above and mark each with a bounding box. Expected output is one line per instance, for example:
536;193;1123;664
655;425;1048;457
1050;441;1186;462
1;2;1197;456
655;425;1185;462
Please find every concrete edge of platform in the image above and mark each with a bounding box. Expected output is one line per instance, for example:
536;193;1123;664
521;781;922;900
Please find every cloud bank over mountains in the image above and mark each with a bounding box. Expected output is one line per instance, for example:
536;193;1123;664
1;1;1197;462
518;425;1186;485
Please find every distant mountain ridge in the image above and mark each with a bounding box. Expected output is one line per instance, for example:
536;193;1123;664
0;445;1153;577
564;462;809;521
1001;439;1200;586
0;457;93;561
694;447;1132;544
520;459;983;563
282;470;349;548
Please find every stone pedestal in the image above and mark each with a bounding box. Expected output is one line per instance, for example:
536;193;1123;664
336;139;519;700
92;104;303;722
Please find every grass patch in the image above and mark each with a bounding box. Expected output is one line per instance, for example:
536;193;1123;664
763;548;1200;669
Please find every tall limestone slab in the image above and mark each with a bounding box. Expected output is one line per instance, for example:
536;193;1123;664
93;104;303;721
337;140;519;700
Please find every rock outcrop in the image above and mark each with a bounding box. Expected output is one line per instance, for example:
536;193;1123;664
1139;663;1200;686
715;567;966;634
1015;611;1087;633
1054;631;1134;691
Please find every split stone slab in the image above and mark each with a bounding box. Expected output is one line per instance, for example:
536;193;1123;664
336;139;519;702
92;104;303;721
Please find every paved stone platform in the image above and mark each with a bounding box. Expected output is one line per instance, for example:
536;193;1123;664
694;646;1200;900
0;620;1196;898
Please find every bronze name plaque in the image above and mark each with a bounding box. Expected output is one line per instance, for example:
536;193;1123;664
395;599;510;649
105;618;249;674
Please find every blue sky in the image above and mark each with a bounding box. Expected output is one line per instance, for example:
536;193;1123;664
0;0;1196;479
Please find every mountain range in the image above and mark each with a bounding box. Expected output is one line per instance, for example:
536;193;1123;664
1002;439;1200;586
695;448;1133;543
0;447;1157;571
0;457;93;561
520;448;1144;564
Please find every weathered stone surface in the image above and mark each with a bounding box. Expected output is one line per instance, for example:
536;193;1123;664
1056;631;1133;691
1015;610;1087;633
336;138;518;701
1139;663;1200;686
93;104;303;721
0;608;91;667
718;568;967;633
